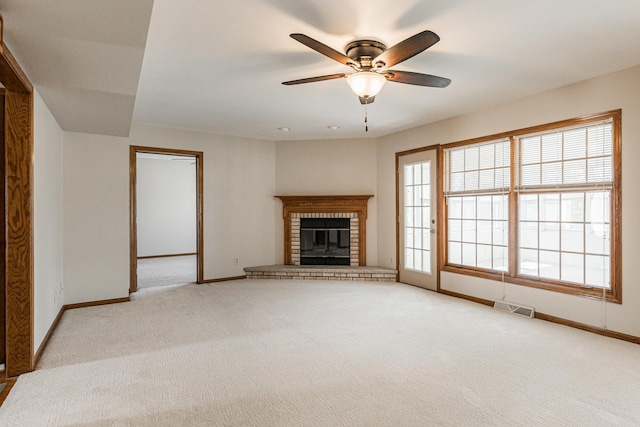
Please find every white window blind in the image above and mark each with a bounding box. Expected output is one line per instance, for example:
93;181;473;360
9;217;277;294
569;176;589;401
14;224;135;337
445;139;510;196
516;121;613;192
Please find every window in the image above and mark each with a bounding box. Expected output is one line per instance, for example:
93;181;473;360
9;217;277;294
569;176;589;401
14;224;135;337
445;140;510;272
442;111;621;302
516;122;613;289
403;161;432;273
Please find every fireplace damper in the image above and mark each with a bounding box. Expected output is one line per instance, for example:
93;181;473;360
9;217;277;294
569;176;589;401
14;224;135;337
300;218;350;265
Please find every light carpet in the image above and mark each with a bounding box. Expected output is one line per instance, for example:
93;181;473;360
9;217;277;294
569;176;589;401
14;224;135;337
137;255;196;288
2;280;640;426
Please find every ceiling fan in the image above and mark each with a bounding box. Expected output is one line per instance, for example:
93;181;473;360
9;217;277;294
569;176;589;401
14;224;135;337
282;30;451;104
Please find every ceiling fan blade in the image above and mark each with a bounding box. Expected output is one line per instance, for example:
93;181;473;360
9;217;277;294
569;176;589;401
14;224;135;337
282;73;347;85
384;70;451;88
373;30;440;69
290;33;357;68
359;96;375;105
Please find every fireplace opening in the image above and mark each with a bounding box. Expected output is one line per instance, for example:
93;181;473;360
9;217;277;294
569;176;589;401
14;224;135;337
300;218;350;265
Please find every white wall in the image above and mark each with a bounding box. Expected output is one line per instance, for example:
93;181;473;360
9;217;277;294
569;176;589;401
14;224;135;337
33;89;64;352
377;65;640;337
137;156;196;257
63;124;277;304
275;138;378;265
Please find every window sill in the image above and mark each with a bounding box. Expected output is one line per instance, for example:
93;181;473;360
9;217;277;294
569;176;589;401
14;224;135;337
441;265;621;304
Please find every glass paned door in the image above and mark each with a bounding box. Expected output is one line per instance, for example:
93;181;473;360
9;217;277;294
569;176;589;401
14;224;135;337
399;149;438;290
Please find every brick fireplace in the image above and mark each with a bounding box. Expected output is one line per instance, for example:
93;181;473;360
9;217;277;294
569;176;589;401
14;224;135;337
275;195;374;266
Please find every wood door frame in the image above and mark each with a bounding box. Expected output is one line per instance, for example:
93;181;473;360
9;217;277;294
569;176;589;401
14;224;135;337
0;39;35;377
0;91;5;369
129;146;204;293
395;145;442;291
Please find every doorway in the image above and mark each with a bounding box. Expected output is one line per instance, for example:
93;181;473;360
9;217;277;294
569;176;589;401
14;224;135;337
129;146;204;292
397;147;439;291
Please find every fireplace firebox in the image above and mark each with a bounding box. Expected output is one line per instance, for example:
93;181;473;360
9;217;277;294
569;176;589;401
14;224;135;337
300;218;350;265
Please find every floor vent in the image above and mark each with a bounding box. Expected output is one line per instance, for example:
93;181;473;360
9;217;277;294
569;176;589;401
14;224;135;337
493;300;535;318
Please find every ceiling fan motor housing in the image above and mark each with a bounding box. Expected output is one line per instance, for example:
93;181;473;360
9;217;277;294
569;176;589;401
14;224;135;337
345;40;387;69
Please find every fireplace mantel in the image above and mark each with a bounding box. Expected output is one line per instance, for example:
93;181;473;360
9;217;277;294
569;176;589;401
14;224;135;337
275;195;374;266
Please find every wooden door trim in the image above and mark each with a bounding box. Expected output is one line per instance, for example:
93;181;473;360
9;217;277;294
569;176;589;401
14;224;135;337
0;38;34;377
0;41;32;93
0;93;5;367
395;145;441;290
129;146;204;293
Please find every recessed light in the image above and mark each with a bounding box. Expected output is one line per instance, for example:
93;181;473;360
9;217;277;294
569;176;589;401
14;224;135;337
327;125;340;130
278;127;291;132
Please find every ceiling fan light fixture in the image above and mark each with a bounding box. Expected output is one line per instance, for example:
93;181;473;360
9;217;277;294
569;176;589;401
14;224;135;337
346;71;387;99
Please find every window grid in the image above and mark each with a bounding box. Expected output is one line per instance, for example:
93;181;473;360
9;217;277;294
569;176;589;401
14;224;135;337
518;191;610;288
447;195;508;272
442;111;620;302
404;161;432;274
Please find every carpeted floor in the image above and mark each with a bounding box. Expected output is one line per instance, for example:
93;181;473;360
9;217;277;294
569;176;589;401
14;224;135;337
2;280;639;426
137;255;196;288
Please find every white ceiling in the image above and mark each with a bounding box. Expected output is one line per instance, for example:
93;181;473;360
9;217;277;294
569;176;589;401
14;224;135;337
3;0;640;140
0;0;153;136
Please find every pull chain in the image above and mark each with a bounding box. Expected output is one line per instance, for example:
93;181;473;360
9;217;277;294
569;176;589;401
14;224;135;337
364;97;369;132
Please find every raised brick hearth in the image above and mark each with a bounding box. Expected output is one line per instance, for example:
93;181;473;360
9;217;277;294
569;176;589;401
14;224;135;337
244;265;397;282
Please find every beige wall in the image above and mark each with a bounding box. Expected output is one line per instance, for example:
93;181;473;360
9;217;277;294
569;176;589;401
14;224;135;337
377;65;640;337
55;64;640;338
275;138;378;265
63;125;277;304
34;89;64;352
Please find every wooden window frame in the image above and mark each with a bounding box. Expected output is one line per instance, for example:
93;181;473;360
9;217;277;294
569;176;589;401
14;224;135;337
439;110;622;303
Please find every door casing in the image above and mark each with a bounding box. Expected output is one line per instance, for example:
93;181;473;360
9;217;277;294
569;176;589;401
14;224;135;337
129;146;204;293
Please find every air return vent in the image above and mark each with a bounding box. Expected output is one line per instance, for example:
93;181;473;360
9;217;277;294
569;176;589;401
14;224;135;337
493;300;535;318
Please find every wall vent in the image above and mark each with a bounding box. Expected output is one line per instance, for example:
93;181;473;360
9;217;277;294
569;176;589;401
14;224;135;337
493;300;535;318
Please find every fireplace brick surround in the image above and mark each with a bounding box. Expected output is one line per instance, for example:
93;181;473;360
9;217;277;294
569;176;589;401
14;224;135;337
243;195;397;282
275;195;372;265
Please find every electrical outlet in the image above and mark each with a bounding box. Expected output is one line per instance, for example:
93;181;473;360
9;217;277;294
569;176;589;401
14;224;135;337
234;257;239;265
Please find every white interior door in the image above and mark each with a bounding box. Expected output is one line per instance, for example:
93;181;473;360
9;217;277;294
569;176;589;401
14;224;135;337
398;149;438;290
